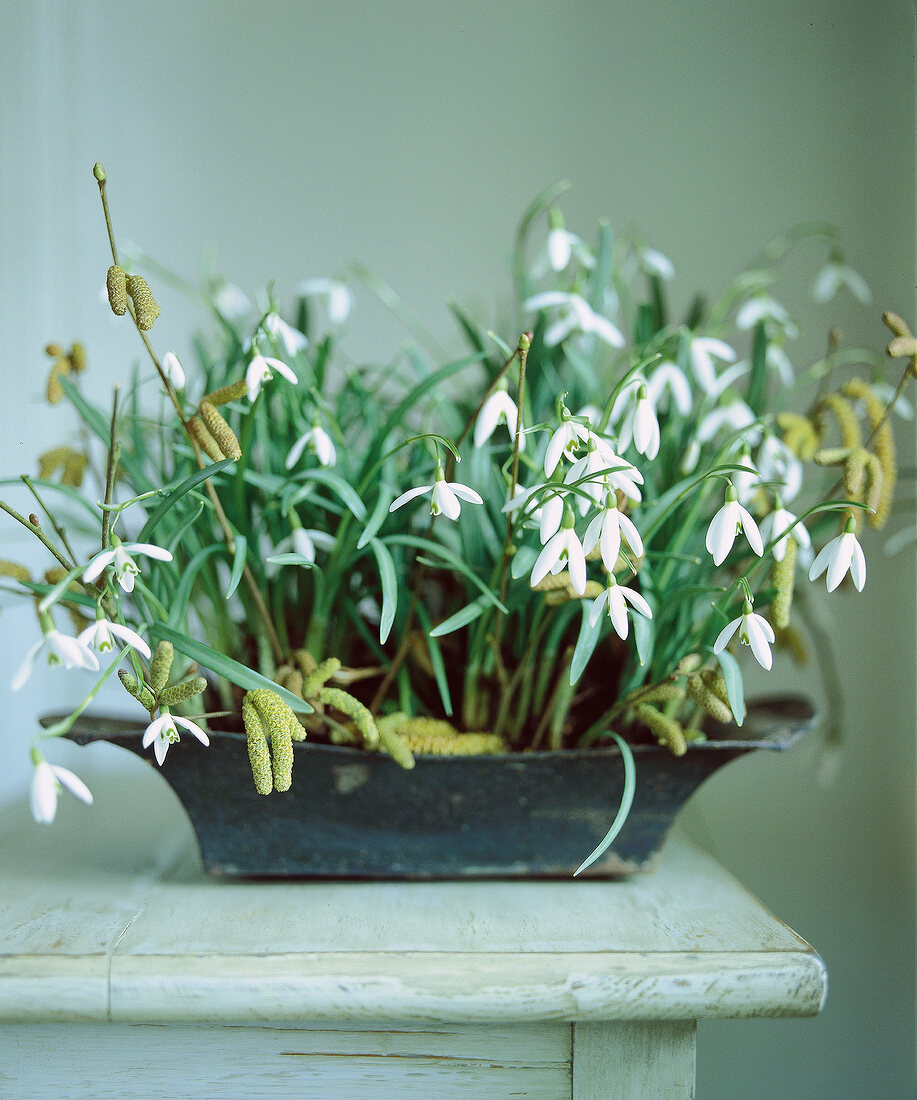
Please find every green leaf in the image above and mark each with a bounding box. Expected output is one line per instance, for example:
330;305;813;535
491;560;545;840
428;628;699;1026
746;320;768;415
368;537;397;644
265;553;315;567
357;483;395;549
511;545;538;580
148;623;311;713
225;535;247;599
710;646;745;727
383;534;507;613
573;733;637;877
428;594;490;638
292;468;366;521
415;602;453;717
137;459;235;544
167;545;224;627
570;602;602;686
633;610;654;668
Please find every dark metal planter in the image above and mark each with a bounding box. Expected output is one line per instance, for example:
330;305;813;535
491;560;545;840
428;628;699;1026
59;696;815;880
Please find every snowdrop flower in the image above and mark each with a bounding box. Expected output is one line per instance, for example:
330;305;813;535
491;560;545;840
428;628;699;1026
530;508;587;595
524;292;625;350
543;407;590;476
502;483;545;530
808;515;866;593
264;312;308;357
639;247;675;280
736;295;797;338
245;352;298;403
766;343;794;386
286;422;336;468
706;483;764;566
143;711;210;767
576;434;645;504
389;465;483;521
77;615;151;660
30;753;93;825
812;259;871;305
714;600;775;670
630;385;660;460
12;618;100;691
589;575;653;639
681;400;758;474
213;281;251;320
647;361;692;415
537;490;565;544
760;502;810;562
297;278;354;325
474;385;522;449
583;498;644;573
733;451;760;507
161;352;186;388
757;434;803;502
83;538;173;594
689;337;736;394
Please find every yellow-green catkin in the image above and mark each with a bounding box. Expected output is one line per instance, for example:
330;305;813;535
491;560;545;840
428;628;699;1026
119;669;155;711
776;411;819;461
863;452;885;518
843;377;896;528
624;682;686;708
317;686;379;747
675;653;703;677
771;537;798;630
292;648;318;679
187;415;225;462
159;676;207;707
637;704;687;757
686;672;733;725
39;446;87;487
148;640;174;694
106;265;128;316
198;401;241;460
69;342;87;373
269;722;294;792
0;560;30;584
274;665;304;699
242;696;273;795
375;725;416;769
543;579;604;604
126;274;161;330
204;379;248;407
303;657;341;698
818;392;862;449
531;572;575;593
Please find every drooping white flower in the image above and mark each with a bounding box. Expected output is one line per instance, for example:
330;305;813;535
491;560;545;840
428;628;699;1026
143;711;210;767
689;337;736;394
733;451;760;507
530;510;587;595
543;409;591;476
639;247;675;280
77;616;151;660
83;540;173;594
681;399;759;475
537;490;566;544
760;504;810;562
285;423;337;468
245;353;298;403
570;435;644;507
812;260;871;305
271;525;336;567
389;465;483;521
583;499;644;573
30;756;93;825
264;312;308;357
296;278;354;325
524;292;625;350
12;621;101;692
631;385;660;460
589;576;653;640
501;483;545;530
647;361;692;415
714;600;775;671
765;343;794;385
474;387;522;449
736;295;794;332
756;434;803;502
808;516;866;592
212;281;251;320
706;484;764;566
161;352;186;388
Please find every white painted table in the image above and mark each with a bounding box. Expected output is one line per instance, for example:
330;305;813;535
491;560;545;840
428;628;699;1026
0;781;826;1099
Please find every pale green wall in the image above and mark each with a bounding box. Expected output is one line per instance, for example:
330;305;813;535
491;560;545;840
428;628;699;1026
1;2;914;1095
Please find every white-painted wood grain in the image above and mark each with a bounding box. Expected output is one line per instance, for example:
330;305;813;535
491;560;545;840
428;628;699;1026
573;1020;696;1099
0;1022;572;1099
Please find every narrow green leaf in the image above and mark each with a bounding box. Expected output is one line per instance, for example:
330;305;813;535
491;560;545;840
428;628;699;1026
225;535;247;599
710;646;745;727
292;468;366;521
428;594;490;638
511;545;538;580
149;623;311;713
383;534;507;613
570;602;602;686
415;603;452;717
137;459;235;544
356;483;395;549
265;553;315;567
368;537;397;644
633;610;654;668
167;545;223;627
573;733;637;877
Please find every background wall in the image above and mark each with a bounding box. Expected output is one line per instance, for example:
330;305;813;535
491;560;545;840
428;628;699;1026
1;2;914;1095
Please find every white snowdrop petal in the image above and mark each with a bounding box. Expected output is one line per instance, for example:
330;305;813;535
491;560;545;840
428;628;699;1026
713;618;740;653
389;485;433;512
52;765;93;805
